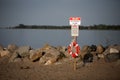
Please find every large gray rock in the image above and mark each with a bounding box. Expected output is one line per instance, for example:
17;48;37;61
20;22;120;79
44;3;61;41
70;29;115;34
29;49;43;62
81;45;90;52
109;45;120;51
96;44;104;54
56;46;67;53
16;46;31;58
105;53;120;62
9;52;19;62
44;58;57;65
80;45;90;58
103;45;120;62
45;47;61;57
8;44;18;53
64;51;71;58
39;44;61;65
110;48;119;54
90;45;97;52
14;58;22;62
0;50;10;57
43;44;61;57
103;45;120;55
56;46;67;58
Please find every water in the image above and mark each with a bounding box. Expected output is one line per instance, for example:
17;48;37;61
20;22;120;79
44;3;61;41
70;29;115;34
0;29;119;48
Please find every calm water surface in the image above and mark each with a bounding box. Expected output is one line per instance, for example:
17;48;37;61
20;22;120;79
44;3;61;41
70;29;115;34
0;29;119;48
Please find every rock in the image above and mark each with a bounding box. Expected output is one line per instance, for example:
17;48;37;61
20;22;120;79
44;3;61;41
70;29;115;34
44;58;57;65
105;53;120;62
81;45;90;52
83;51;93;64
96;44;104;54
80;51;87;59
23;57;30;62
80;45;91;59
29;49;43;62
42;44;52;50
97;54;104;58
56;46;67;53
110;48;119;54
9;52;19;62
14;58;22;62
8;44;18;53
42;44;61;57
64;51;71;58
0;44;3;51
39;44;61;64
0;50;10;57
39;56;47;64
103;48;110;56
109;45;120;51
90;45;97;52
103;45;120;55
39;55;56;64
16;46;31;58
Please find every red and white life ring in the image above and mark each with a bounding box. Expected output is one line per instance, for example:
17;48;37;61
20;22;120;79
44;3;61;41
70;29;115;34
68;41;80;58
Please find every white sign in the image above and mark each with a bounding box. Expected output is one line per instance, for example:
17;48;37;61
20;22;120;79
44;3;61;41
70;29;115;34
71;25;79;36
69;17;81;25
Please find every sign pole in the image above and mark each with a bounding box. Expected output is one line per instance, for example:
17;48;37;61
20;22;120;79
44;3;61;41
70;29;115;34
73;56;77;70
72;36;77;42
69;17;81;71
73;36;77;71
72;36;77;70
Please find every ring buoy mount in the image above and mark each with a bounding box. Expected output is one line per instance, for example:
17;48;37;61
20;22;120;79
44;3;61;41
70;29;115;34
68;41;80;58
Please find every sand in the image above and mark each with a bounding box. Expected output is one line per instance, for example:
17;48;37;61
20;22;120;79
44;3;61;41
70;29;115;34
0;56;120;80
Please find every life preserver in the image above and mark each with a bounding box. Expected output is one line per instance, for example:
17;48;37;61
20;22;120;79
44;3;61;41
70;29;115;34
68;41;80;58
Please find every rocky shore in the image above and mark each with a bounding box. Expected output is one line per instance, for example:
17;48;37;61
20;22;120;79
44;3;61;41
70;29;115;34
0;43;120;80
0;44;120;64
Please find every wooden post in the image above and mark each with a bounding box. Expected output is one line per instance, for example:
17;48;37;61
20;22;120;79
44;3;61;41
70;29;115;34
72;36;77;42
74;58;77;70
73;36;77;71
69;17;81;71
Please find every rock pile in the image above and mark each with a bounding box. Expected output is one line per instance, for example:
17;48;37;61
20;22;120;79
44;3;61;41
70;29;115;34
80;44;120;63
0;44;67;65
0;43;120;65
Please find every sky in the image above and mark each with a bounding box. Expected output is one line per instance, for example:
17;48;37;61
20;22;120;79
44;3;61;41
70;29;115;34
0;0;120;27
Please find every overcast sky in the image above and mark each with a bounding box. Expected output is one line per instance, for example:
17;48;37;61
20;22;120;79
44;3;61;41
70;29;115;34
0;0;120;27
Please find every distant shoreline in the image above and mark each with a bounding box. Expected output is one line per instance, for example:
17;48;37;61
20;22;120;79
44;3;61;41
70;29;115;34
1;24;120;30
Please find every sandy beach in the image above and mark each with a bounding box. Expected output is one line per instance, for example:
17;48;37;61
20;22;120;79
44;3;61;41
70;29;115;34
0;56;120;80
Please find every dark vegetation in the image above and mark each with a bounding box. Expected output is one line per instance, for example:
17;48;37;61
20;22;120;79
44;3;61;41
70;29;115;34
2;24;120;30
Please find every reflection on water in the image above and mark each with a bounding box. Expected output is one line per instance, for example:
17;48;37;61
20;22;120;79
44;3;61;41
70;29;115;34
0;29;119;48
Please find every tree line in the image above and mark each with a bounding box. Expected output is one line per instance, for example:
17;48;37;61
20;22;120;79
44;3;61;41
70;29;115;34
5;24;120;30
